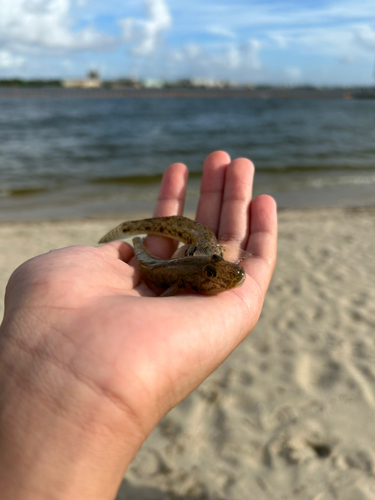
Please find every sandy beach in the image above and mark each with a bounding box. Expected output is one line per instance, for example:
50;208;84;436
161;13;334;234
1;207;374;499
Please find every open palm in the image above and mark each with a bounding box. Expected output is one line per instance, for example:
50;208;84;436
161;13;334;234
1;151;277;497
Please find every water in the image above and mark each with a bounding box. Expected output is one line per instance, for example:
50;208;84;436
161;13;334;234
1;92;375;220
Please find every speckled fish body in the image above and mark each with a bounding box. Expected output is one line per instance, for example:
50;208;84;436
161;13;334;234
99;216;223;258
99;215;246;295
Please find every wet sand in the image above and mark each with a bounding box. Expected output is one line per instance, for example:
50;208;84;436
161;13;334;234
1;207;375;499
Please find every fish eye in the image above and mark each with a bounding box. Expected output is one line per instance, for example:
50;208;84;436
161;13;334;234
203;264;217;278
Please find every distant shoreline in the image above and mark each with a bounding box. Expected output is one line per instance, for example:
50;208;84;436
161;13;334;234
0;87;374;99
1;178;374;223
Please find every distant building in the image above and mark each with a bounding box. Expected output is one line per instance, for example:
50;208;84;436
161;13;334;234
111;78;142;89
143;78;165;89
190;78;226;88
62;71;102;88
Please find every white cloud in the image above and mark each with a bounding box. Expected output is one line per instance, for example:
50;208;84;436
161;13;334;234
239;40;261;69
268;33;288;48
355;24;375;51
119;0;172;55
186;0;375;30
284;66;302;82
266;22;375;63
145;0;171;29
0;0;113;53
184;44;202;60
206;25;236;39
339;54;356;64
164;39;261;81
0;50;25;68
178;1;375;56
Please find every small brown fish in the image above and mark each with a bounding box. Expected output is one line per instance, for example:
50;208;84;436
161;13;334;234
99;216;247;296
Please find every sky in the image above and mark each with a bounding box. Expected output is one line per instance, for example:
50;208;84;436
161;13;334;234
1;0;375;85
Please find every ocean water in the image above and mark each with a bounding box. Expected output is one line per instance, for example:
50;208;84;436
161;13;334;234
0;93;375;220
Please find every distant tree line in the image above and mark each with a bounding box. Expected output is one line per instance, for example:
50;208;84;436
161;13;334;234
0;79;62;87
0;78;372;95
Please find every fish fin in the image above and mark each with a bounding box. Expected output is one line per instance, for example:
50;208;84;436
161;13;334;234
171;243;195;258
221;244;252;264
159;284;181;297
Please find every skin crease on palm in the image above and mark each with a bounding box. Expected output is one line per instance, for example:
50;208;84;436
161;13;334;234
0;151;277;500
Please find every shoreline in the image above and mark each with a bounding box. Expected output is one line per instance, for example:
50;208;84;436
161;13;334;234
1;177;375;223
0;87;361;99
0;203;375;226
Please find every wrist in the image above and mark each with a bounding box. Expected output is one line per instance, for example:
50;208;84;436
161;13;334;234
0;320;145;500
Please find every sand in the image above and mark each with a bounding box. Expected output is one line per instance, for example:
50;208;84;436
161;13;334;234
1;208;375;500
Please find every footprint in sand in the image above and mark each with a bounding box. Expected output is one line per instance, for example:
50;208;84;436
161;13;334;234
295;352;375;408
295;352;342;392
263;420;333;467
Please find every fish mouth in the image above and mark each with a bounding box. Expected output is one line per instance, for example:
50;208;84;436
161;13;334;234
234;268;246;288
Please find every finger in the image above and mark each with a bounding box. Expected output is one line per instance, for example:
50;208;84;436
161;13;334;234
153;162;188;217
196;151;231;235
218;158;255;249
146;162;188;259
97;240;134;262
243;195;277;294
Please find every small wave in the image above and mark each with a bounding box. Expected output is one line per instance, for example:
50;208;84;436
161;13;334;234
263;173;375;194
90;171;202;185
90;174;163;185
308;174;375;188
0;187;48;197
259;165;375;174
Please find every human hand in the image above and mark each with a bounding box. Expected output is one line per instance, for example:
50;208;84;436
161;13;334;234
0;151;277;500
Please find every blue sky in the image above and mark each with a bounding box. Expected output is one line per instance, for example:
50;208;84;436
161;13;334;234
1;0;375;85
